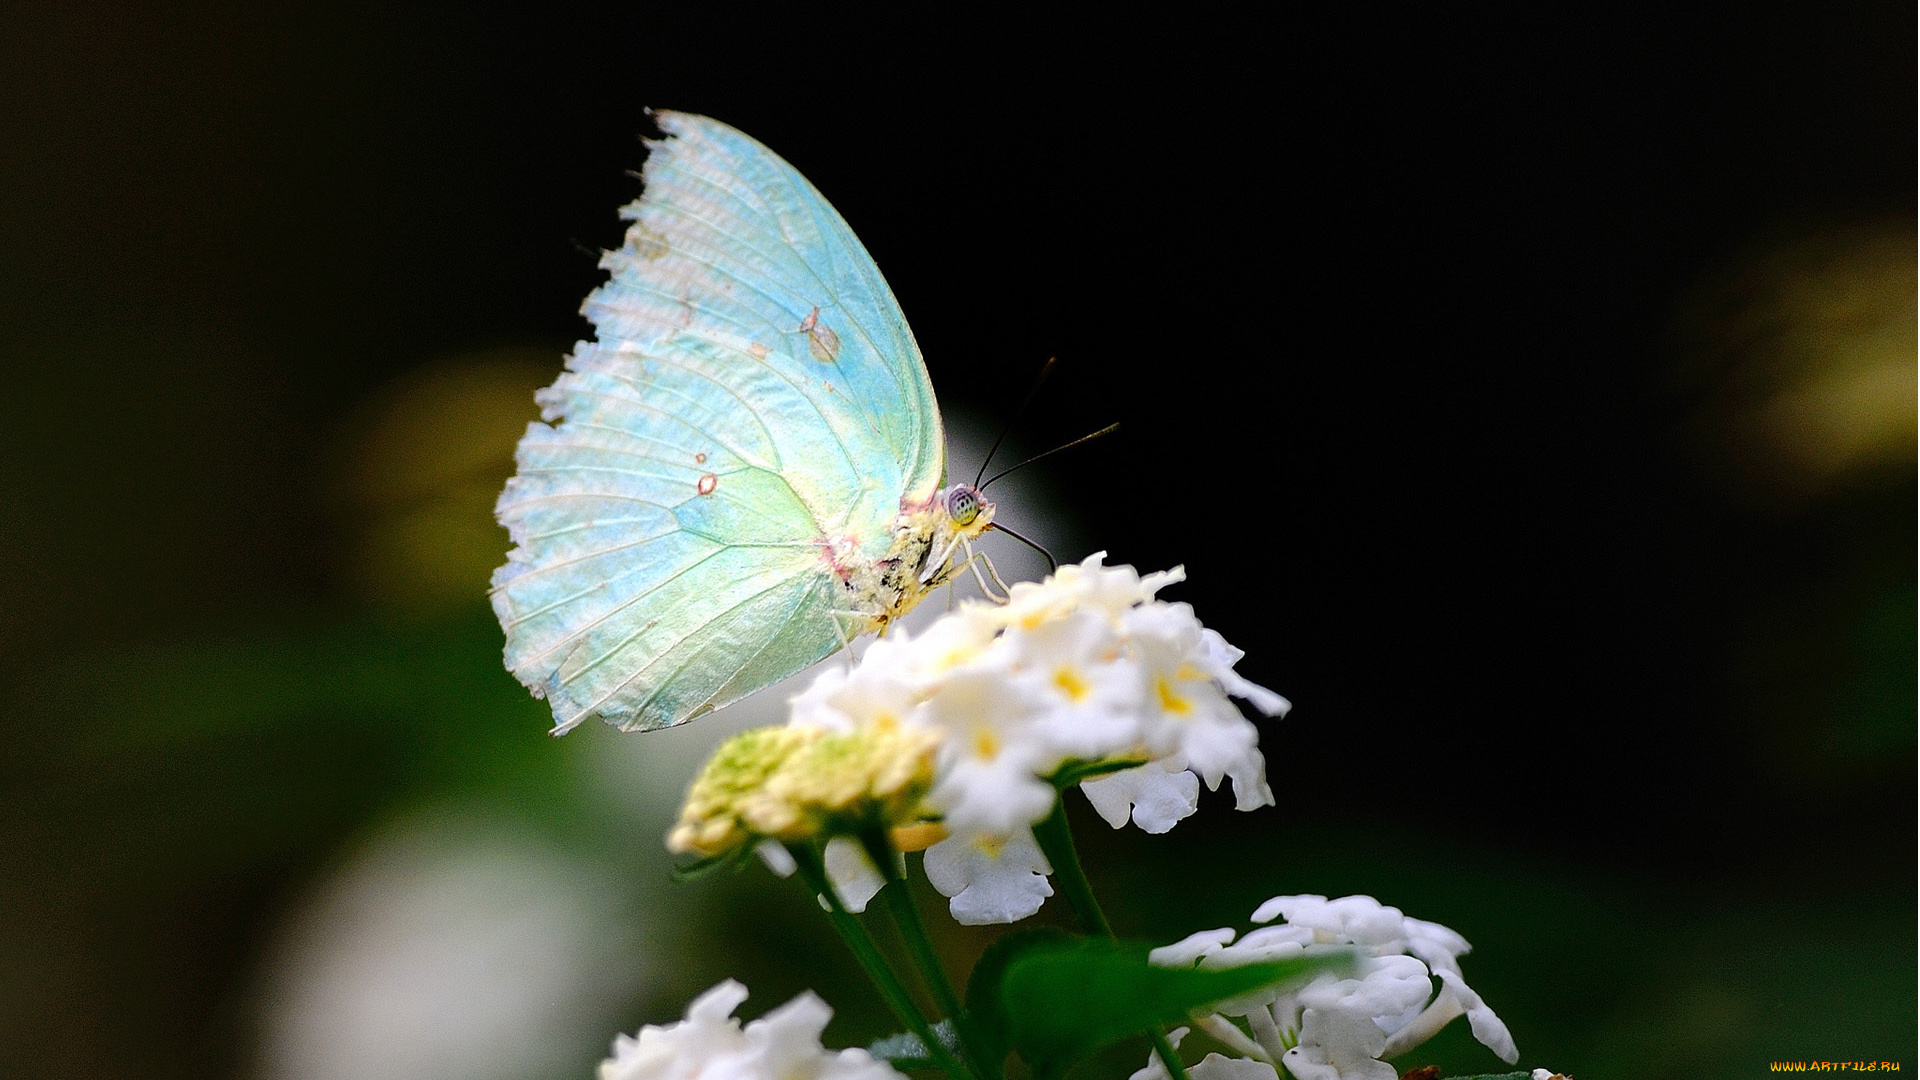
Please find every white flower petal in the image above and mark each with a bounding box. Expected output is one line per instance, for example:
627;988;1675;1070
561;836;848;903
1200;629;1291;717
1139;564;1188;598
1296;1005;1395;1078
684;978;751;1026
747;990;836;1074
822;836;885;914
1081;760;1201;833
1277;1047;1340;1080
1225;925;1316;957
927;756;1058;835
1440;967;1518;1064
754;841;797;878
1194;1013;1274;1063
1254;895;1405;948
598;980;906;1080
1125;1025;1189;1080
1401;915;1472;974
1223;742;1275;813
922;829;1053;925
1188;1052;1280;1080
1176;896;1516;1079
1243;1003;1287;1063
1148;927;1238;968
906;605;1003;678
1249;895;1288;924
821;1048;916;1080
1078;770;1137;829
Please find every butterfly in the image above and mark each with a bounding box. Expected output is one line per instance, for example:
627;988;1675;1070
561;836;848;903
492;111;998;734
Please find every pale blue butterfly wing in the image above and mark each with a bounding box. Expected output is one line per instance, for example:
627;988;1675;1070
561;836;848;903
492;112;946;733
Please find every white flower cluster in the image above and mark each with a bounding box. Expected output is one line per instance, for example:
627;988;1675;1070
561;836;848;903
598;979;904;1080
786;554;1288;924
1136;895;1519;1080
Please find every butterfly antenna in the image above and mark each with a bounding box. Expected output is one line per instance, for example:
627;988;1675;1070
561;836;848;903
975;356;1058;487
979;423;1120;491
988;521;1057;574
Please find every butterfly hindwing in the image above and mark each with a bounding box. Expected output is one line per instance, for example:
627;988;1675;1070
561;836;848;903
493;112;944;732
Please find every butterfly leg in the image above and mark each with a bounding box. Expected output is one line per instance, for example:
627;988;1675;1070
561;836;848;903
971;540;1012;596
957;539;1011;603
827;608;869;669
919;530;966;587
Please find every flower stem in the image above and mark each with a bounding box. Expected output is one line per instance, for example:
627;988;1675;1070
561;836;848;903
1030;798;1111;936
860;832;1000;1080
1030;797;1192;1080
862;831;968;1025
1145;1029;1192;1080
787;842;974;1080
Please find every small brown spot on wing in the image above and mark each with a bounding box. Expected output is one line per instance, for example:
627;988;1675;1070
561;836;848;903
694;452;707;463
808;323;841;362
629;223;670;260
798;305;840;362
697;474;717;496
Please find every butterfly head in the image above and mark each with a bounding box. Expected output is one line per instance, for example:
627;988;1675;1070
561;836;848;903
942;483;990;529
911;482;994;588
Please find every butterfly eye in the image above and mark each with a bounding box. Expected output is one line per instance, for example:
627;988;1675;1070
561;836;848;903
945;485;981;526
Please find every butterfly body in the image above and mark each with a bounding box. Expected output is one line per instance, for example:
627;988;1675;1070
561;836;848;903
831;485;995;638
492;112;992;734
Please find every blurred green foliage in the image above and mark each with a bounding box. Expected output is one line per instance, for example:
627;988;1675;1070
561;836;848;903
2;597;1909;1077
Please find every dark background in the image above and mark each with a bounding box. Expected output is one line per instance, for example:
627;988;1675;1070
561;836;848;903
1;4;1913;1079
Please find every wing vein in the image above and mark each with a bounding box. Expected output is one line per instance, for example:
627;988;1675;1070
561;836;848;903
585;567;816;723
590;337;862;493
554;386;775;472
490;530;684;594
640;163;911;455
527;542;739;671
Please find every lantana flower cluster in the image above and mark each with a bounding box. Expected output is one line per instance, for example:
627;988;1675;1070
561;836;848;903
667;721;941;858
667;554;1290;924
1137;894;1520;1080
598;979;904;1080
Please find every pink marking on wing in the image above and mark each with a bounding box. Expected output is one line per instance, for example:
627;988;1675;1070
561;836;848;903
822;534;860;581
696;474;717;496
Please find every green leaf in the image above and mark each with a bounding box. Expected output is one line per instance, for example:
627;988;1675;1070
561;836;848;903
666;843;758;882
963;929;1063;1071
1048;757;1149;789
966;930;1355;1080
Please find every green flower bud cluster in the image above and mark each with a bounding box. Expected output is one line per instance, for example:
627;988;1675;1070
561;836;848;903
669;722;940;858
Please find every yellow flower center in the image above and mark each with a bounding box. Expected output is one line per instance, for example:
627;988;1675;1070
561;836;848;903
1052;666;1090;702
971;832;1009;859
973;727;1001;760
1155;677;1192;716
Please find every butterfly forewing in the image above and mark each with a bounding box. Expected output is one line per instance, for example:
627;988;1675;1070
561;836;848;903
493;112;945;732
